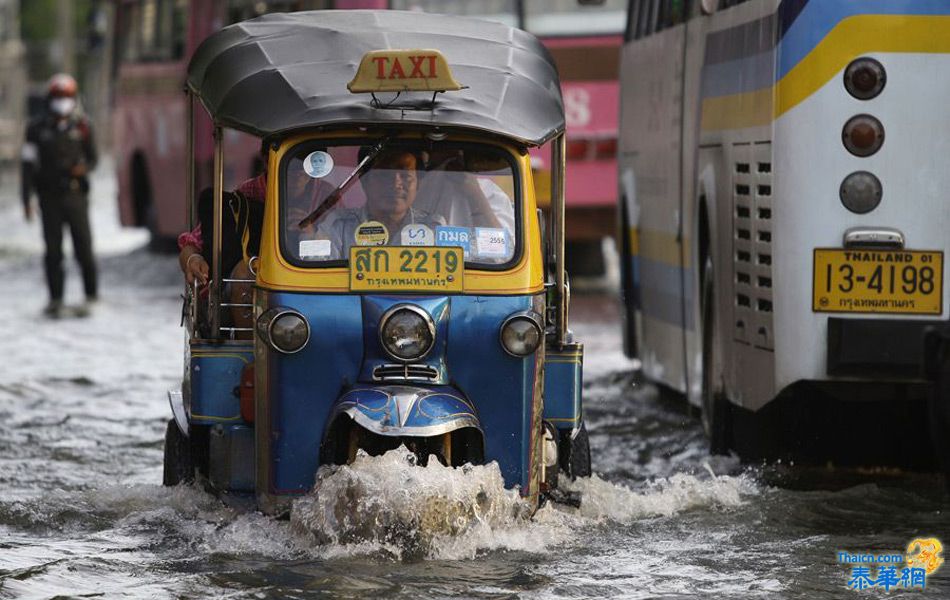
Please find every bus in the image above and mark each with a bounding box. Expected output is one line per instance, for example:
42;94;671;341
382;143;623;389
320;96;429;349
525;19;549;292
0;0;25;173
113;0;626;262
617;0;950;462
112;0;334;243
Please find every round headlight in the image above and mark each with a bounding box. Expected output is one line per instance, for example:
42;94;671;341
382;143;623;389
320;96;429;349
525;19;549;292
840;171;883;214
270;311;310;353
844;57;886;100
842;114;884;157
379;305;435;361
500;313;542;357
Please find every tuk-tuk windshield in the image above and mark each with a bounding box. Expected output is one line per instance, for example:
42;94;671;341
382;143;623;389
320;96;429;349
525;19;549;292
281;141;519;267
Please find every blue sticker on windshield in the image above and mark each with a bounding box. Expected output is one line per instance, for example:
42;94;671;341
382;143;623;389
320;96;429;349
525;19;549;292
435;226;471;258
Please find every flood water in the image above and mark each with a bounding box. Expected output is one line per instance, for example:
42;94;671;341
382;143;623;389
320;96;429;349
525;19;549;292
1;165;948;599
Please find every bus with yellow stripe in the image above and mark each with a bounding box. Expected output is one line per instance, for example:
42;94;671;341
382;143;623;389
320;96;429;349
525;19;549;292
617;0;950;462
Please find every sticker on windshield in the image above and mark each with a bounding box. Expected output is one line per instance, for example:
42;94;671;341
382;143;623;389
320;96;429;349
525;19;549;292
435;226;471;258
299;238;331;259
303;150;333;178
401;224;434;246
474;227;508;258
354;221;389;246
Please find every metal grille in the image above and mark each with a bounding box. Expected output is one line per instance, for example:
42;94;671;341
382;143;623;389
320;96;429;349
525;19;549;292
372;364;440;382
732;142;774;350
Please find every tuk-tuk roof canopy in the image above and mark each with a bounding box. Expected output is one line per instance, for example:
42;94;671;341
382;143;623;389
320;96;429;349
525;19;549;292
186;10;565;146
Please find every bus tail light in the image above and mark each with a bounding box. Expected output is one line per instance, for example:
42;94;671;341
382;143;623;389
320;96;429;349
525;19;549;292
840;171;882;214
566;139;589;160
842;114;884;157
844;57;886;100
594;137;618;159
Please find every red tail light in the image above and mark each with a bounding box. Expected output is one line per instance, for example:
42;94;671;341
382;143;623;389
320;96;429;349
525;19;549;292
844;57;886;100
842;114;884;157
594;137;617;159
239;363;255;423
566;139;589;161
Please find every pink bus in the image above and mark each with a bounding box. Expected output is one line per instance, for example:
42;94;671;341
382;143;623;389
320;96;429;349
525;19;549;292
113;0;625;259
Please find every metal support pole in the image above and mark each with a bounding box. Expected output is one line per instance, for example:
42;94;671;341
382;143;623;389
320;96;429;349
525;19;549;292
552;133;567;346
211;126;224;339
186;93;195;230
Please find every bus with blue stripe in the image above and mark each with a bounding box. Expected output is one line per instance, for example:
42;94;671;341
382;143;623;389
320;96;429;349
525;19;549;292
618;0;950;462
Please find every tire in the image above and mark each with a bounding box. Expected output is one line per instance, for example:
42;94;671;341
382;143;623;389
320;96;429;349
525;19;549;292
163;419;194;486
700;256;730;455
559;422;592;479
928;340;950;494
618;197;639;358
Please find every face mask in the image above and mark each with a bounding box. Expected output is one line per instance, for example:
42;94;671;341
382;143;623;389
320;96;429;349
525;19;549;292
50;97;76;117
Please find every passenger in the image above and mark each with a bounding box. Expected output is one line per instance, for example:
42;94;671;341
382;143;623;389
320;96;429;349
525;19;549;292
313;149;443;259
416;149;515;235
178;143;268;286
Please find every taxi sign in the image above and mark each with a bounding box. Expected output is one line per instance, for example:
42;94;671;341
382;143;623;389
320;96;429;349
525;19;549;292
350;246;464;292
348;49;464;93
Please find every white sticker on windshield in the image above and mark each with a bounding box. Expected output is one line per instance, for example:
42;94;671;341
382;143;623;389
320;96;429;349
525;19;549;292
299;238;331;258
303;151;333;178
401;224;434;246
474;227;508;258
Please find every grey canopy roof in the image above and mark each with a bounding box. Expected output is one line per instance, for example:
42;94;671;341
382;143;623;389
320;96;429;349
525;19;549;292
186;10;565;146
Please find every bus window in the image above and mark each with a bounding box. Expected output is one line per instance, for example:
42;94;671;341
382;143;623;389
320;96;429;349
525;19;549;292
227;1;333;25
625;0;640;42
388;1;519;28
524;0;627;36
117;0;189;63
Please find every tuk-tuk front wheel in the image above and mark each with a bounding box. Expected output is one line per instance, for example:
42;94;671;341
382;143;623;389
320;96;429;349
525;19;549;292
163;419;195;486
558;422;592;479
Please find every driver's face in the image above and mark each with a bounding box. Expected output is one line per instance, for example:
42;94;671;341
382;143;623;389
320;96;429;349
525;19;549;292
362;152;418;223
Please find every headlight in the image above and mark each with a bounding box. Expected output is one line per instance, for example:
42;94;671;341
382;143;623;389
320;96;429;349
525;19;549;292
379;305;435;361
257;308;310;354
839;171;883;214
500;312;542;357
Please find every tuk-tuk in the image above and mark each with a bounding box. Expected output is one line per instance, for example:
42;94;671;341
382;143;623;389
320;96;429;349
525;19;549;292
163;10;589;515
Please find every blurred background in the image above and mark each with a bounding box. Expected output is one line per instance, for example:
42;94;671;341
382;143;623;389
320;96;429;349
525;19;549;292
0;0;626;285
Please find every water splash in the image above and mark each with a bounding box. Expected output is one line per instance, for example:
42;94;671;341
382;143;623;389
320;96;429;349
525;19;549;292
288;449;757;561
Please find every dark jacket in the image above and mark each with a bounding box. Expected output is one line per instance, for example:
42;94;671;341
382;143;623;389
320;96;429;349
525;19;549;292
22;111;98;207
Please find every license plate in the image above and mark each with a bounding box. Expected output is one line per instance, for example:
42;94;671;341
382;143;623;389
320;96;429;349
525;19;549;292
350;246;464;292
813;249;943;314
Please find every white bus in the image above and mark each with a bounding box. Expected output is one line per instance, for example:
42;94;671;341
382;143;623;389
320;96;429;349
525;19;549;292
617;0;950;461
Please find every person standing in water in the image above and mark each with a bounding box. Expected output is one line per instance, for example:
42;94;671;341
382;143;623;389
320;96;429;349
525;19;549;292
21;74;98;318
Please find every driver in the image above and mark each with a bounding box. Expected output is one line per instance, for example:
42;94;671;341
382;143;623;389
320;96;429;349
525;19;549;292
312;149;444;259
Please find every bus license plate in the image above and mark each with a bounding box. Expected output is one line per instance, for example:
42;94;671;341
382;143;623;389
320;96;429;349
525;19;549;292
813;249;943;314
350;246;464;292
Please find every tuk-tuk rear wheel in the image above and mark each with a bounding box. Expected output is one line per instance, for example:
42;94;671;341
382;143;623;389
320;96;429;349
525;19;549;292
558;422;592;479
163;419;195;486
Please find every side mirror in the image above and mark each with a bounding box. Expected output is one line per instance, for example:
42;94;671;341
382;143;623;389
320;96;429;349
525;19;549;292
700;0;719;15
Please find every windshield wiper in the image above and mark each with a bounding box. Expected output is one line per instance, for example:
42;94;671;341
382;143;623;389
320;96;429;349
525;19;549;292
297;136;392;229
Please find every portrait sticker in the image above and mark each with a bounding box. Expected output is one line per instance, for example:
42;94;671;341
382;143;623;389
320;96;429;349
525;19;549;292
299;238;331;259
354;221;389;246
303;150;334;178
401;224;434;246
435;226;471;258
474;227;508;258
